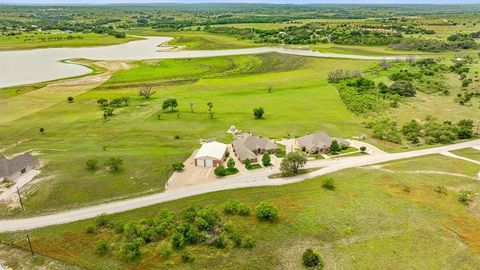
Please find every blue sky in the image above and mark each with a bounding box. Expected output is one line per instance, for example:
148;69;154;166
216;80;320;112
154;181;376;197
1;0;479;4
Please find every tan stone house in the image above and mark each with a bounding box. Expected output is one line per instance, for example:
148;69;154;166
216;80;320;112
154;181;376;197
296;132;350;154
232;135;278;163
194;142;227;168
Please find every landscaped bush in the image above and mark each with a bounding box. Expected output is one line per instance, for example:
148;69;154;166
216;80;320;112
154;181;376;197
255;201;279;221
172;162;185;172
214;165;227;177
262;153;271;167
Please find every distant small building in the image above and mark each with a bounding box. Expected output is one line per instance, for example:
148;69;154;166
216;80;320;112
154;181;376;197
194;142;227;168
296;132;350;154
0;153;39;182
232;135;278;163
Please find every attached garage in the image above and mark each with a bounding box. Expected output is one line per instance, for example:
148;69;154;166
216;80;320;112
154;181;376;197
194;141;227;168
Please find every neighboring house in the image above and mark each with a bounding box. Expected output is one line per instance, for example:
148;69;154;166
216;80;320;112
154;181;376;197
194;142;227;168
296;132;350;154
0;153;39;182
232;135;278;163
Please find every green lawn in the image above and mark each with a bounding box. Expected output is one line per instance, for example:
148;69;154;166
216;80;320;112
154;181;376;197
2;155;480;269
380;154;480;177
0;33;139;50
451;148;480;162
0;53;369;217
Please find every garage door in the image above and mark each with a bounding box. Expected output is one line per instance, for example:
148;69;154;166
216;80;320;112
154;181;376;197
205;159;214;167
196;159;205;167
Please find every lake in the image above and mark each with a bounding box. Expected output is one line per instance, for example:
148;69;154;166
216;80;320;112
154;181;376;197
0;36;402;88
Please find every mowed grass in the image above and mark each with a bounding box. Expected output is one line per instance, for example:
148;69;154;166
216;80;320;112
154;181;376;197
0;33;139;50
0;53;369;216
380;154;480;176
451;148;480;162
2;155;480;269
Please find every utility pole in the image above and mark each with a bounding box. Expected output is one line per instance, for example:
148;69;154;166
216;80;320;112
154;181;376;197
26;234;35;259
16;187;24;211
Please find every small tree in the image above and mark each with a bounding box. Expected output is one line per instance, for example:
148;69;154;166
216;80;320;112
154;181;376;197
330;140;341;154
302;248;324;269
255;201;278;221
190;102;194;113
172;162;185;172
360;146;367;153
214;165;227;177
267;86;272;93
207;102;213;112
39;127;45;134
253;107;264;119
105;157;124;172
227;158;235;169
139;84;156;99
67;96;74;103
262;153;271;167
86;159;98;171
162;98;178;112
280;151;307;176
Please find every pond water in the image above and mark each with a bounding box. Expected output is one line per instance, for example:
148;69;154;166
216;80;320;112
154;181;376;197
0;36;402;88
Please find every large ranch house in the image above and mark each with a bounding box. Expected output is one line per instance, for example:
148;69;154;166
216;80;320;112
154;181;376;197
0;152;39;182
194;141;228;168
232;134;278;163
296;132;350;154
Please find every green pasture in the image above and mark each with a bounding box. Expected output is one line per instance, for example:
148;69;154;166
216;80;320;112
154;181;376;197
2;155;480;269
451;148;480;162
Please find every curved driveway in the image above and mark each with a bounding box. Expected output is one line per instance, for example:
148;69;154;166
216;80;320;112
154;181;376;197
0;139;479;232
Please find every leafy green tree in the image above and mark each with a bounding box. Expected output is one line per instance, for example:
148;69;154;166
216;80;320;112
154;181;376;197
227;158;235;169
253;107;265;119
67;96;74;103
39;127;45;134
359;146;367;152
162;98;178;112
105;157;124;172
280;151;307;176
457;119;474;139
255;201;278;221
262;153;271;167
370;116;402;143
330;140;341;153
388;80;416;97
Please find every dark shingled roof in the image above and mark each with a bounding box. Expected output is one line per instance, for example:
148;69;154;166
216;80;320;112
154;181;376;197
0;153;38;178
